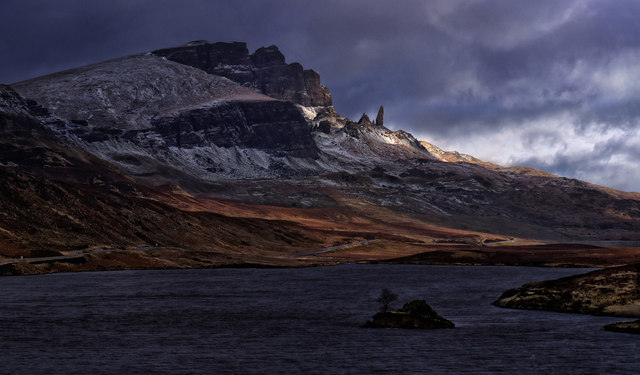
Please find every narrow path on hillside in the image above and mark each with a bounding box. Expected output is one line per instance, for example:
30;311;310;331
0;245;156;265
285;239;377;258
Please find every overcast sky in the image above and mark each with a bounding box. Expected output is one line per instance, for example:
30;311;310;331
2;0;640;192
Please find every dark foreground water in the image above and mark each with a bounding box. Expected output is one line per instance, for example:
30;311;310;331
0;265;638;374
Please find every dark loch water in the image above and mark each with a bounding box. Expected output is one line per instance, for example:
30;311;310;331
1;265;638;374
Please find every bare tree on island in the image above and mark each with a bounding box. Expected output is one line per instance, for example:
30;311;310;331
377;288;398;312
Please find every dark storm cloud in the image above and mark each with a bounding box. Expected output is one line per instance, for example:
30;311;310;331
0;0;284;82
2;0;640;191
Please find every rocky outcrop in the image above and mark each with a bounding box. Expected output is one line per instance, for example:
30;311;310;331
364;299;455;329
493;263;640;317
314;120;332;134
604;320;640;334
342;114;429;154
153;41;332;107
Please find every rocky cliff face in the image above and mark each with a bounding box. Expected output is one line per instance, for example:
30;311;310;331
152;100;317;157
153;41;332;107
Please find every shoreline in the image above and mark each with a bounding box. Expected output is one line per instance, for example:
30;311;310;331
1;240;639;277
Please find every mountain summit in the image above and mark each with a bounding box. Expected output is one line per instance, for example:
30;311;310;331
153;41;332;107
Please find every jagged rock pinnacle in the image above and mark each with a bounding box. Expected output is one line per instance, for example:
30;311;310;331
358;113;371;124
376;105;384;126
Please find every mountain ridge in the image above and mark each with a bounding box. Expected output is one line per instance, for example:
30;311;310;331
3;41;640;274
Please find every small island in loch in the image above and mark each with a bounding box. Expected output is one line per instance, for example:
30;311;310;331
364;299;455;329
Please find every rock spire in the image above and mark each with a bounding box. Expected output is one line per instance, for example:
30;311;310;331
375;105;384;126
